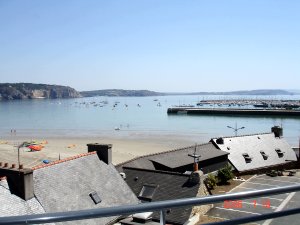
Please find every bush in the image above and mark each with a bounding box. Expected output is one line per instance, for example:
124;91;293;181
206;173;218;189
217;164;234;184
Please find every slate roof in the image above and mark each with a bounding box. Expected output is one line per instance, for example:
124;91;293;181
0;153;139;225
0;179;45;217
117;143;228;171
123;167;201;225
211;133;297;172
150;143;228;169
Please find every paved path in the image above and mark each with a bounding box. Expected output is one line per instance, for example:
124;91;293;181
206;174;300;225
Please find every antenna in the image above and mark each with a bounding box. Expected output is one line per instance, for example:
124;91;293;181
17;142;26;170
188;143;201;171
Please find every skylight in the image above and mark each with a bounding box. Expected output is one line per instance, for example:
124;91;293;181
89;191;101;204
138;184;157;201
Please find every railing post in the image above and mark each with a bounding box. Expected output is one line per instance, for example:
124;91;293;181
160;210;166;225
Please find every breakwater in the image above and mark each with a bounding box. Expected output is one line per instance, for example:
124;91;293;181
167;108;300;117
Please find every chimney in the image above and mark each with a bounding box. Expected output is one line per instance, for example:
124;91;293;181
193;162;199;172
189;171;202;185
87;143;112;164
0;164;34;200
272;126;283;138
188;145;201;172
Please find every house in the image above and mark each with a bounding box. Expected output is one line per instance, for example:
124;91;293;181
0;144;139;225
210;127;297;173
117;143;229;174
116;143;226;224
119;168;209;225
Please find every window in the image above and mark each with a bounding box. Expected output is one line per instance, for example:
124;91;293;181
260;151;268;160
89;191;101;204
242;153;252;163
275;149;284;158
138;184;157;201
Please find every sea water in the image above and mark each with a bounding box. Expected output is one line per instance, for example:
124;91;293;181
0;95;299;145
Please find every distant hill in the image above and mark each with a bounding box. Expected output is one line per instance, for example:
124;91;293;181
81;89;295;97
0;83;81;100
175;89;295;96
0;84;297;100
80;89;165;97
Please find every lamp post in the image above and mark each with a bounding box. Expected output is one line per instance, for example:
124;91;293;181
227;122;245;136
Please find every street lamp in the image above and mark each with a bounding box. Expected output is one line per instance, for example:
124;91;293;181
227;123;245;136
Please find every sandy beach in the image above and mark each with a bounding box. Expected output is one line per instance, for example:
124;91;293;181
0;132;202;168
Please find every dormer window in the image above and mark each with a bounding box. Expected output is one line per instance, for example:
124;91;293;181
260;151;268;160
275;149;284;158
242;153;252;163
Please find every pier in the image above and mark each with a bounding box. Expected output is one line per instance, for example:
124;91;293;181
167;107;300;117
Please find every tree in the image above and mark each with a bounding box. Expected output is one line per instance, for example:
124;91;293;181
206;173;217;189
217;164;234;184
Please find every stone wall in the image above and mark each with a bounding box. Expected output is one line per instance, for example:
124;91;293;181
190;171;213;218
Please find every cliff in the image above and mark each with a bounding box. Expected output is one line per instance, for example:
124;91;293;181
0;83;81;100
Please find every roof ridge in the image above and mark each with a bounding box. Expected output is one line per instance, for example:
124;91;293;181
116;142;210;167
32;151;97;170
212;132;273;140
123;166;191;177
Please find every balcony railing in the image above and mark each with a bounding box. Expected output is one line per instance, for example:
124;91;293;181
1;184;300;225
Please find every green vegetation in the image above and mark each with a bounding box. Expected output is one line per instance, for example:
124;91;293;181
0;83;81;100
206;173;218;189
217;164;234;184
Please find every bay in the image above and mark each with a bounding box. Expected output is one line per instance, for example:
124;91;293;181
0;95;299;146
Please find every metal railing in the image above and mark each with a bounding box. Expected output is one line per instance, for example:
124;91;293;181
1;184;300;225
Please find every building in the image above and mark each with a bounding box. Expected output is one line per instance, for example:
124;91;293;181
116;143;228;224
211;129;297;173
0;144;138;225
120;168;208;225
117;143;229;174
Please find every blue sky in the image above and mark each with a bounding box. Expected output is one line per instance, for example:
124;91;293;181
0;0;299;92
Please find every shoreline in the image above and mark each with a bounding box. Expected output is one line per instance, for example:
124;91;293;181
1;129;298;168
0;132;201;167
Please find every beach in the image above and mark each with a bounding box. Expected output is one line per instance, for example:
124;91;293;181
0;133;199;168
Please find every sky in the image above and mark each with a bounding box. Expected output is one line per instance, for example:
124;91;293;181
0;0;299;92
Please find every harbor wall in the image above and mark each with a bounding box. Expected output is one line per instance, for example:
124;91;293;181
167;108;300;117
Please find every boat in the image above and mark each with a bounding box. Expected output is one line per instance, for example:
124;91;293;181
28;145;43;151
